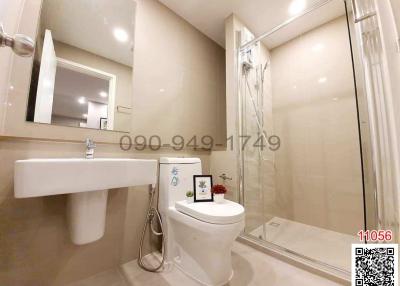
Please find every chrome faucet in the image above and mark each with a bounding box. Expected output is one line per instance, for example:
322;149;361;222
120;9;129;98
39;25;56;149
85;138;96;159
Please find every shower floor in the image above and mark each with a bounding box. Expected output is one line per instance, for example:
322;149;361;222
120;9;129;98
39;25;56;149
249;217;359;272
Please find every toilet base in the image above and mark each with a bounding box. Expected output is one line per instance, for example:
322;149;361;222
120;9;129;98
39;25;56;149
164;208;244;286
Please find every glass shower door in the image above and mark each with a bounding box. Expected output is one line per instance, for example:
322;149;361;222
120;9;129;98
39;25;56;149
238;0;365;275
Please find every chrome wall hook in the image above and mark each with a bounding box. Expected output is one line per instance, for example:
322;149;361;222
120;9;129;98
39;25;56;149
0;23;34;57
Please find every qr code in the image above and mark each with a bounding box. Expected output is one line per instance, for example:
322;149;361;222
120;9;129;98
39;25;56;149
352;244;398;286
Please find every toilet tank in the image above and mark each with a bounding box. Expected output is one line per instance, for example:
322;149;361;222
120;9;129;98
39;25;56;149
158;158;202;214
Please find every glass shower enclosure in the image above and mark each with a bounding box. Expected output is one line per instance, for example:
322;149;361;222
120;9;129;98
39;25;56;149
237;0;370;277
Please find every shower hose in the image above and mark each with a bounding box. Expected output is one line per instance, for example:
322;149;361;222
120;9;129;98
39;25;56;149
138;185;165;272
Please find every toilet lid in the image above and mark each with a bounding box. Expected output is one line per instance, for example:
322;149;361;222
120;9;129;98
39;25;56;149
175;200;245;224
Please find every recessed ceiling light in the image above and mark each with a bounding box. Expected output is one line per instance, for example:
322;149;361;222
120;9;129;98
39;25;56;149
318;77;327;84
159;88;165;93
99;91;108;98
82;113;88;118
289;0;306;16
113;28;128;43
78;97;86;104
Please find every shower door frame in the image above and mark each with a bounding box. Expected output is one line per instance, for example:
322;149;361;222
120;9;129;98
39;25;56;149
235;0;377;281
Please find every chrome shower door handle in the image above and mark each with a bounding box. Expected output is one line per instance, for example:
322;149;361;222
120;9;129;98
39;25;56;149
350;0;377;23
0;23;34;57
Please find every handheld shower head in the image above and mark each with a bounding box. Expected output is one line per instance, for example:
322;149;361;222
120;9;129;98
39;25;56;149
263;60;269;73
0;23;34;57
242;60;254;74
261;60;269;81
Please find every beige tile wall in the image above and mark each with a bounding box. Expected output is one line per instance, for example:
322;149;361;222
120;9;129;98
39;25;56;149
271;16;364;235
131;0;226;147
389;0;400;37
209;14;242;204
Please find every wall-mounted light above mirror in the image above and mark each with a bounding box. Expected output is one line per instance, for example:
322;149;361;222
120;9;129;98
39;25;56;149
26;0;135;132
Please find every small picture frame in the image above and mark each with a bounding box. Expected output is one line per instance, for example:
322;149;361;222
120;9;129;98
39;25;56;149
193;175;213;202
100;117;108;130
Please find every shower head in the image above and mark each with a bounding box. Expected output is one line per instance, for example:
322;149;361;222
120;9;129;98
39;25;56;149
242;60;254;74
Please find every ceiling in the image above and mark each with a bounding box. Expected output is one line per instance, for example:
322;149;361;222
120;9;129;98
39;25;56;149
41;0;135;67
52;66;109;119
158;0;346;48
39;0;346;64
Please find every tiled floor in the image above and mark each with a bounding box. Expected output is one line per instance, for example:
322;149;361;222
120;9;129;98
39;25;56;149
250;217;358;271
67;269;128;286
68;241;345;286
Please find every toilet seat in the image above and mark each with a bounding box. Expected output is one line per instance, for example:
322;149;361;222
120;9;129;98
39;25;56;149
175;200;244;224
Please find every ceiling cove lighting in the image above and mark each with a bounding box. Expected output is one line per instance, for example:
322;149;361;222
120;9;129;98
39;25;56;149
99;91;108;98
289;0;306;16
78;97;86;104
113;28;128;43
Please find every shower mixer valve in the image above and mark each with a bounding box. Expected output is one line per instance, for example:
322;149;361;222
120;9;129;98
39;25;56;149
219;173;232;183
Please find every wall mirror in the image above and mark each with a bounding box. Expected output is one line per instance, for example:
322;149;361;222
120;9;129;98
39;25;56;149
26;0;135;132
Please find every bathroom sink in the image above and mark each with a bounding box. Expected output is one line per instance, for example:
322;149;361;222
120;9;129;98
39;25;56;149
14;158;157;198
14;158;157;245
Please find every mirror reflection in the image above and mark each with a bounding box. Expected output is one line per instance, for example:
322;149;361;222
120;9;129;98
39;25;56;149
26;0;135;132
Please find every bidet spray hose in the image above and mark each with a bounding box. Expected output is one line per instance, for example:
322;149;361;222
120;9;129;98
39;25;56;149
138;185;165;272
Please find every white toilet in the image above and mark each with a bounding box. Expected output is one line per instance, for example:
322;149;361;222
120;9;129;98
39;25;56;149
159;157;245;286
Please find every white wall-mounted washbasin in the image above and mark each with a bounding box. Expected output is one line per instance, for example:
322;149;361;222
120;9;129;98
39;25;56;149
14;158;157;198
14;158;158;245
